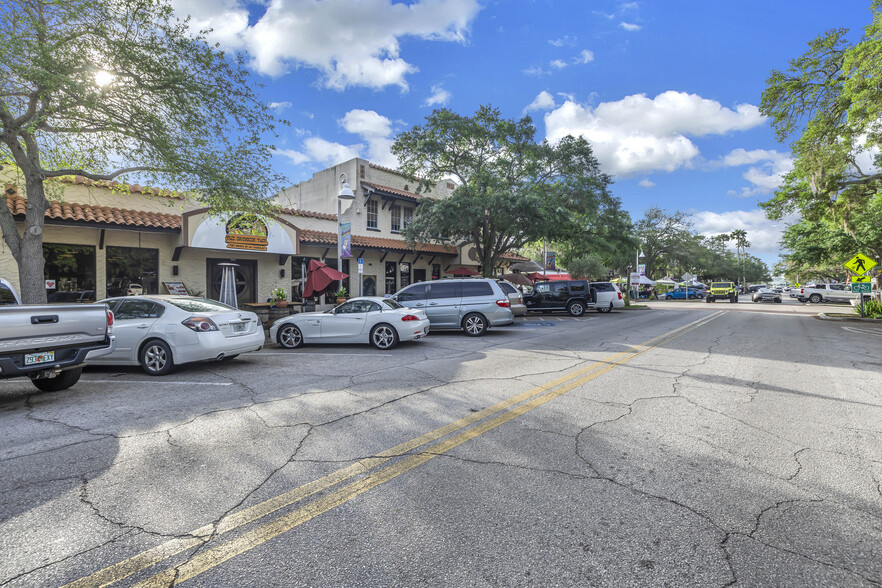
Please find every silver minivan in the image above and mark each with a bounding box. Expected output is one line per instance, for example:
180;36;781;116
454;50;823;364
392;278;514;336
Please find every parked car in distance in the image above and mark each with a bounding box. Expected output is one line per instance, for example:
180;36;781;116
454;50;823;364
392;278;514;336
664;287;702;300
271;297;430;350
47;290;95;303
88;296;264;375
589;281;624;313
523;279;596;316
796;283;856;304
497;280;527;316
0;278;115;392
752;288;782;303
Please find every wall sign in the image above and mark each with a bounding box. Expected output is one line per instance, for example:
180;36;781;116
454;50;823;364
163;282;190;295
190;212;295;256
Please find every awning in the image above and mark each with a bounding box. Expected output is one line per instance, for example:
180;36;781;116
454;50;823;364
448;267;480;276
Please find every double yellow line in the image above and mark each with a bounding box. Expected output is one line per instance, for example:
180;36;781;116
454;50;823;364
66;311;722;588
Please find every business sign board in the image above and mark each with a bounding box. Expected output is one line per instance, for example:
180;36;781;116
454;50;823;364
190;212;296;256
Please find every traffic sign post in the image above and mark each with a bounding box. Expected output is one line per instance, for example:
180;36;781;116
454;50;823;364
357;258;364;297
844;253;877;274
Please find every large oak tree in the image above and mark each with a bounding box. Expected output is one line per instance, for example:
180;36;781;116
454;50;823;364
392;105;614;277
1;0;285;302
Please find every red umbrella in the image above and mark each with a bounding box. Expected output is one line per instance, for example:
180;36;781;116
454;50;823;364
526;272;545;281
499;273;533;287
448;267;480;276
303;259;349;297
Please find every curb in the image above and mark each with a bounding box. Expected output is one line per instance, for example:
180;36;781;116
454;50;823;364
816;313;882;322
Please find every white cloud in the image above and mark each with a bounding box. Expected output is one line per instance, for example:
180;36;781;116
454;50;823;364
268;101;292;111
549;35;577;47
718;148;793;198
339;109;393;138
423;84;452;107
550;59;568;69
524;91;556;114
278;108;398;169
574;49;594;64
172;0;480;89
638;179;655;188
543;91;766;177
620;22;641;31
688;209;799;254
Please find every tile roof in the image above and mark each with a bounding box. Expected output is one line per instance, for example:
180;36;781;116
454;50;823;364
500;251;530;261
280;207;338;221
299;229;457;255
57;175;187;199
361;181;424;201
368;162;402;174
5;191;181;231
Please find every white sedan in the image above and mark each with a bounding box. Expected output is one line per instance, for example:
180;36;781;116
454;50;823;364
270;297;430;350
87;296;264;375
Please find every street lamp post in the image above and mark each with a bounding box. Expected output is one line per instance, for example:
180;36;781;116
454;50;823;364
338;173;356;291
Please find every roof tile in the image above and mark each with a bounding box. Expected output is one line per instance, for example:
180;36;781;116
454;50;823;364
299;229;456;255
5;191;181;231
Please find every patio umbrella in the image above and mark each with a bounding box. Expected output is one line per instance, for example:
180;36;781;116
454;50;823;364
303;259;349;298
448;267;480;276
499;273;533;287
526;272;546;281
509;260;543;272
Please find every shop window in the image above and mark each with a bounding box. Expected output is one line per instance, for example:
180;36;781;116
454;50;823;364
106;246;159;298
385;261;397;295
399;262;411;289
367;199;378;229
43;243;96;302
391;205;401;233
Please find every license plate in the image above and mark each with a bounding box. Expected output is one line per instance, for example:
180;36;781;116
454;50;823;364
232;322;247;333
24;351;55;366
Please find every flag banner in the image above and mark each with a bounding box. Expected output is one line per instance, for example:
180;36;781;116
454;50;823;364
341;222;352;258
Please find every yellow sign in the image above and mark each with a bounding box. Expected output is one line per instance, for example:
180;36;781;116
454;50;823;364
851;275;871;283
225;214;269;251
844;253;877;274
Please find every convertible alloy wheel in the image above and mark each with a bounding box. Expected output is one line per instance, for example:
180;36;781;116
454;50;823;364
370;324;399;350
277;324;304;349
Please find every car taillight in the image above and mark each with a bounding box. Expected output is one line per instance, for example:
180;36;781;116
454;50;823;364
618;292;623;299
496;299;510;308
800;288;804;294
182;317;219;332
106;310;114;327
401;314;419;321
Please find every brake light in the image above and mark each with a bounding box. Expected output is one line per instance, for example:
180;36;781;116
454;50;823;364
182;317;219;332
401;314;419;321
496;299;510;308
800;288;804;294
106;310;114;327
618;292;623;299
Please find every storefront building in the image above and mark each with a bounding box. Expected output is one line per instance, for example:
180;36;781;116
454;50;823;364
2;158;525;306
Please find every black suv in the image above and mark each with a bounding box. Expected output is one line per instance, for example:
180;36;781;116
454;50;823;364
523;280;596;316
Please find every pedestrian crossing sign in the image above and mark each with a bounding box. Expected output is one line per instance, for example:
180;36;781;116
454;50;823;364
844;253;876;274
851;276;871;283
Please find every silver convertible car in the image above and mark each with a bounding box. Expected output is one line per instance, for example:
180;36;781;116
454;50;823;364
270;297;430;350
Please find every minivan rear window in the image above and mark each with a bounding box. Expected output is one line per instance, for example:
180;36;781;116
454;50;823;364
591;282;614;292
460;282;494;297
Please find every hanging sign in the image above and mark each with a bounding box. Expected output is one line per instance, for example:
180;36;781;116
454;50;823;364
341;222;352;258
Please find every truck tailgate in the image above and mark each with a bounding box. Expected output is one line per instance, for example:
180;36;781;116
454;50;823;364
0;304;109;354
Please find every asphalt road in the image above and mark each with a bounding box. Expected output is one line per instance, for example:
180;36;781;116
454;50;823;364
1;304;880;587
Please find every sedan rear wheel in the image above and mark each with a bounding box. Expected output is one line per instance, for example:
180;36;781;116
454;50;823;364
370;324;399;350
140;340;174;376
277;324;304;349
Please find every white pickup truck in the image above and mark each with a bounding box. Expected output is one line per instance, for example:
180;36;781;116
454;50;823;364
795;283;857;304
0;278;115;392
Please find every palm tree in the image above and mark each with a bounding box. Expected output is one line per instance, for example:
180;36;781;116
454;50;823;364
729;230;750;286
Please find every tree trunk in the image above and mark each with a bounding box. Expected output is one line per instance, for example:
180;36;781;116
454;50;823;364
17;176;49;304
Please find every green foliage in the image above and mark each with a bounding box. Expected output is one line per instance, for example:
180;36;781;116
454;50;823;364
0;0;286;302
333;287;348;298
393;105;613;277
271;287;287;300
855;298;882;318
760;4;882;224
565;255;608;280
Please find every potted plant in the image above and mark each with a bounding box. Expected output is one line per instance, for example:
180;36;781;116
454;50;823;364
271;287;289;308
333;286;348;304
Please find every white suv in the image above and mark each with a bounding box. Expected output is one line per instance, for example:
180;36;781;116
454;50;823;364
589;282;625;313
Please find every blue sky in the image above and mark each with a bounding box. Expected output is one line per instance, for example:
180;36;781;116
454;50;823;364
172;0;873;268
